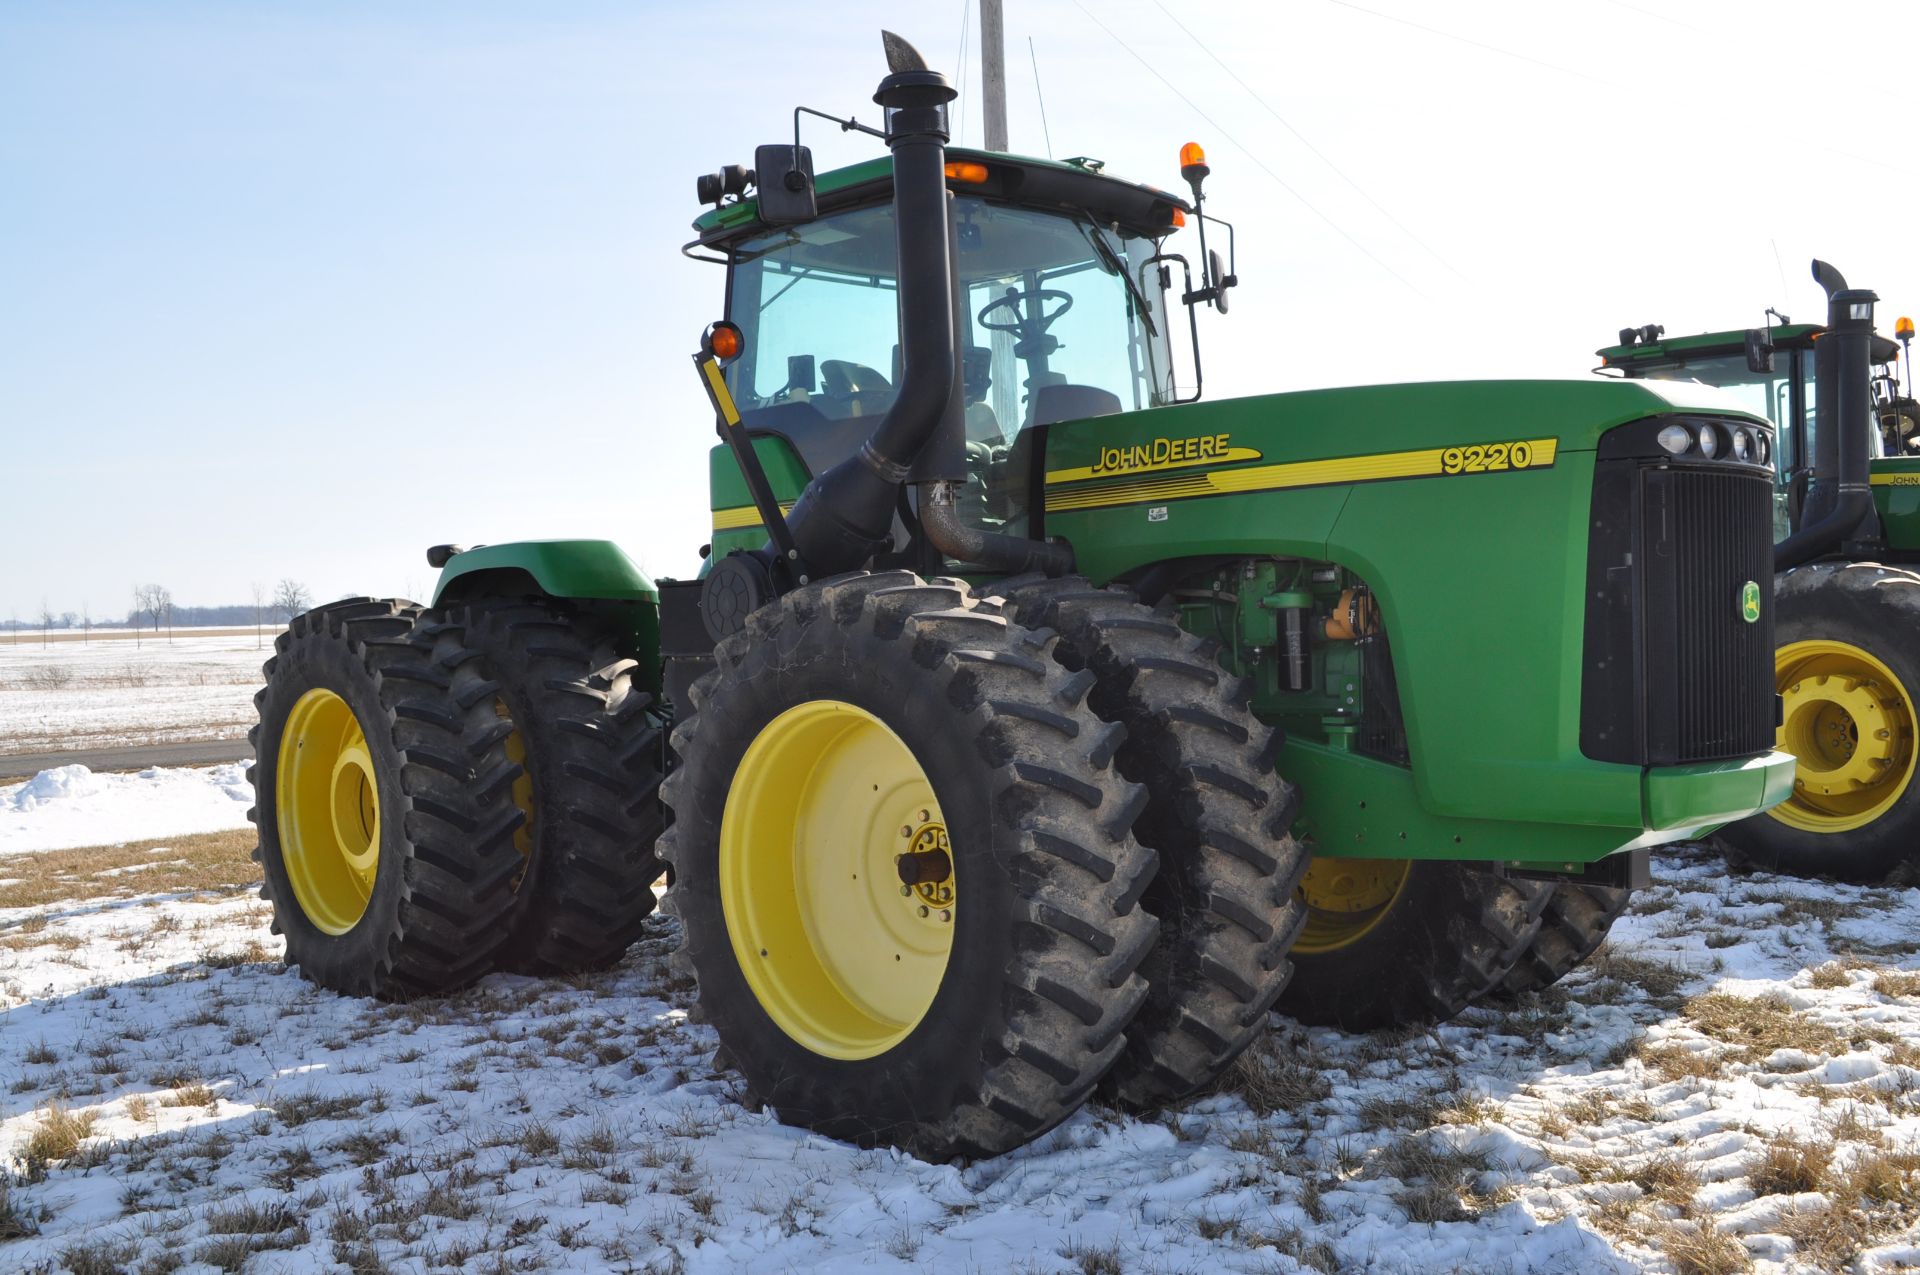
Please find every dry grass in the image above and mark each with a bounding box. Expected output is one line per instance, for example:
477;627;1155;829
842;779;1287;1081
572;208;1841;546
1682;992;1848;1060
1583;943;1693;1006
1635;1042;1725;1082
1216;1035;1332;1117
1659;1221;1752;1275
19;1104;98;1177
1872;969;1920;998
1746;1134;1834;1196
0;828;260;915
1777;1148;1920;1268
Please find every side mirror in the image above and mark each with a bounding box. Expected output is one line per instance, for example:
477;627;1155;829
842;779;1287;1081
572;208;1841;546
1745;328;1775;374
1209;248;1233;315
753;144;817;225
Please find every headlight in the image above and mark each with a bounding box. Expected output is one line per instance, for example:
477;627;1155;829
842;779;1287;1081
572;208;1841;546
1697;424;1721;458
1758;433;1770;464
1730;428;1752;462
1658;423;1694;455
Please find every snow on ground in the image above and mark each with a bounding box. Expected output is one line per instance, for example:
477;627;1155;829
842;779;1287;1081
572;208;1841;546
1;810;1918;1272
0;765;254;856
0;633;269;754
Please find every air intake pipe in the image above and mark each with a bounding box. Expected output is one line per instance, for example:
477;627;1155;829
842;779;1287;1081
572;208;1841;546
1776;260;1880;571
780;33;961;577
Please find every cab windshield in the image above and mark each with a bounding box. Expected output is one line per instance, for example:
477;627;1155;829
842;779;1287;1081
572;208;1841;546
725;196;1172;440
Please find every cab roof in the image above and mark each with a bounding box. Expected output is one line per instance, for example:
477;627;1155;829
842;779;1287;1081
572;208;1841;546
1596;323;1899;372
687;147;1190;253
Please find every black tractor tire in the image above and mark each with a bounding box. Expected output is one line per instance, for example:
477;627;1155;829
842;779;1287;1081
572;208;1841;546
444;600;669;973
1491;883;1633;998
1278;860;1550;1031
978;576;1308;1109
1715;561;1920;884
249;599;526;997
658;571;1158;1160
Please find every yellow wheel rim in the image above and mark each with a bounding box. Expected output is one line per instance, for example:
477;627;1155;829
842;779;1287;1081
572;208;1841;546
496;699;535;890
1292;856;1411;954
719;700;955;1060
1770;639;1918;833
276;688;381;935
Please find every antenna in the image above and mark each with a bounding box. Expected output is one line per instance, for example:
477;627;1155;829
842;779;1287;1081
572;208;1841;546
1771;239;1791;311
1029;37;1053;159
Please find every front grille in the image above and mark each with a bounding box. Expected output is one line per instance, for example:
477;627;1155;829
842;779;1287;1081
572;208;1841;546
1658;468;1776;760
1582;419;1777;767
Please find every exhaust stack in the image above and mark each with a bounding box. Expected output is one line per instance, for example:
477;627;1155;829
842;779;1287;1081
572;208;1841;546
1777;260;1881;570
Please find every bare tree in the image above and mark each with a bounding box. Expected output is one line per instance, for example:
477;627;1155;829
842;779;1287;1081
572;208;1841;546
272;579;311;622
139;584;166;638
81;601;90;644
250;581;267;648
131;586;143;648
158;585;174;643
39;599;53;648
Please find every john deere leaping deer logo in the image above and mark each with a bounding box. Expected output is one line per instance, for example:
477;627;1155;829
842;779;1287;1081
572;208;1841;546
1741;580;1762;624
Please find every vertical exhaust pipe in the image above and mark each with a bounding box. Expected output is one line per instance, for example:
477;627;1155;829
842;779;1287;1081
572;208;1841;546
1775;260;1880;570
780;33;960;577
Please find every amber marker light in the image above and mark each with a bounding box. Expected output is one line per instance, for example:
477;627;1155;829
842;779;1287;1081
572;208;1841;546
1169;207;1187;228
944;161;989;183
703;320;743;364
1179;141;1209;183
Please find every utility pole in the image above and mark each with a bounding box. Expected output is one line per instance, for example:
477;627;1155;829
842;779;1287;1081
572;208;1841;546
981;0;1007;151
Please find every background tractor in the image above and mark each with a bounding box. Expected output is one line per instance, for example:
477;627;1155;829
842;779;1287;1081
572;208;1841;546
1597;268;1920;883
250;32;1793;1160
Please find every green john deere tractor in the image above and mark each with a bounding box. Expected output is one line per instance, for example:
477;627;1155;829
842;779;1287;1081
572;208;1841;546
1597;266;1920;883
250;33;1794;1159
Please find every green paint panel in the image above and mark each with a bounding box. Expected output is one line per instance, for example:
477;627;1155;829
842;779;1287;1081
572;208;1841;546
1871;457;1920;552
708;436;810;512
1047;378;1782;859
431;539;657;605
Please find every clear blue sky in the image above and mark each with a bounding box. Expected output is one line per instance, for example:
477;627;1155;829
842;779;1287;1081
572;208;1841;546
4;1;1916;620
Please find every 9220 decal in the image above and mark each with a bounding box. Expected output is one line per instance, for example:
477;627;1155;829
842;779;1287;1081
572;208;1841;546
1440;440;1539;475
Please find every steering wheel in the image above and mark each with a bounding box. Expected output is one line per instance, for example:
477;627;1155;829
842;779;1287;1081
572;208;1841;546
977;287;1073;339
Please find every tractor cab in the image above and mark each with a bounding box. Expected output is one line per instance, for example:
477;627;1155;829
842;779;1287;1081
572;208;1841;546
1597;315;1914;537
686;147;1218;548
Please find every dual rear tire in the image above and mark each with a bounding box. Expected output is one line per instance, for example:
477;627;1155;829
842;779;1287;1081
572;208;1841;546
251;598;667;998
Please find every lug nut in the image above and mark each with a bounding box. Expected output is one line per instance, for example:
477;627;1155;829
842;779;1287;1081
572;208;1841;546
918;905;930;917
939;910;952;923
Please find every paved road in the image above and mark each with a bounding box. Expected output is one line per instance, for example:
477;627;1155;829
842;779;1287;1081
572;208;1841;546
0;739;253;780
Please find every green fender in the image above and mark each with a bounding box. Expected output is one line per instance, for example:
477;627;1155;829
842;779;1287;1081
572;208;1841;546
431;539;661;690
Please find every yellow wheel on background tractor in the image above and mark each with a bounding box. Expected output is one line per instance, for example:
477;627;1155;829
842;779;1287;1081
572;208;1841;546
277;688;382;935
720;700;955;1060
1770;639;1917;834
1716;563;1920;883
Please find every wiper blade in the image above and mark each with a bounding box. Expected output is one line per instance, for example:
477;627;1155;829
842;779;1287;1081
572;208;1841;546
1078;218;1157;338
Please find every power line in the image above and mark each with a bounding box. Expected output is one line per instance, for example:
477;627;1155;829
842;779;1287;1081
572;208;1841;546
1069;0;1427;298
954;0;973;147
1151;0;1463;282
1029;37;1054;160
1323;0;1608;85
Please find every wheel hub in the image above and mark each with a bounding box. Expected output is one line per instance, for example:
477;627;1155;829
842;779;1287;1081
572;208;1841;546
1771;639;1917;833
1293;856;1411;954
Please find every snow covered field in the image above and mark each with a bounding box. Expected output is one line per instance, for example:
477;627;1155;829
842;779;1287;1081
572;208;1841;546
0;632;269;754
2;773;1918;1273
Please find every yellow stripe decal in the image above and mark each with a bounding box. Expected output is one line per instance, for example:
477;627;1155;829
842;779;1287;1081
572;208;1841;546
701;358;742;427
1046;437;1559;513
1871;472;1920;487
712;502;792;531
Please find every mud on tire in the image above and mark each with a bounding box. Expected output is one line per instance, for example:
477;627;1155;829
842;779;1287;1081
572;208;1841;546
1492;883;1632;998
980;576;1308;1108
249;599;526;997
658;572;1158;1159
